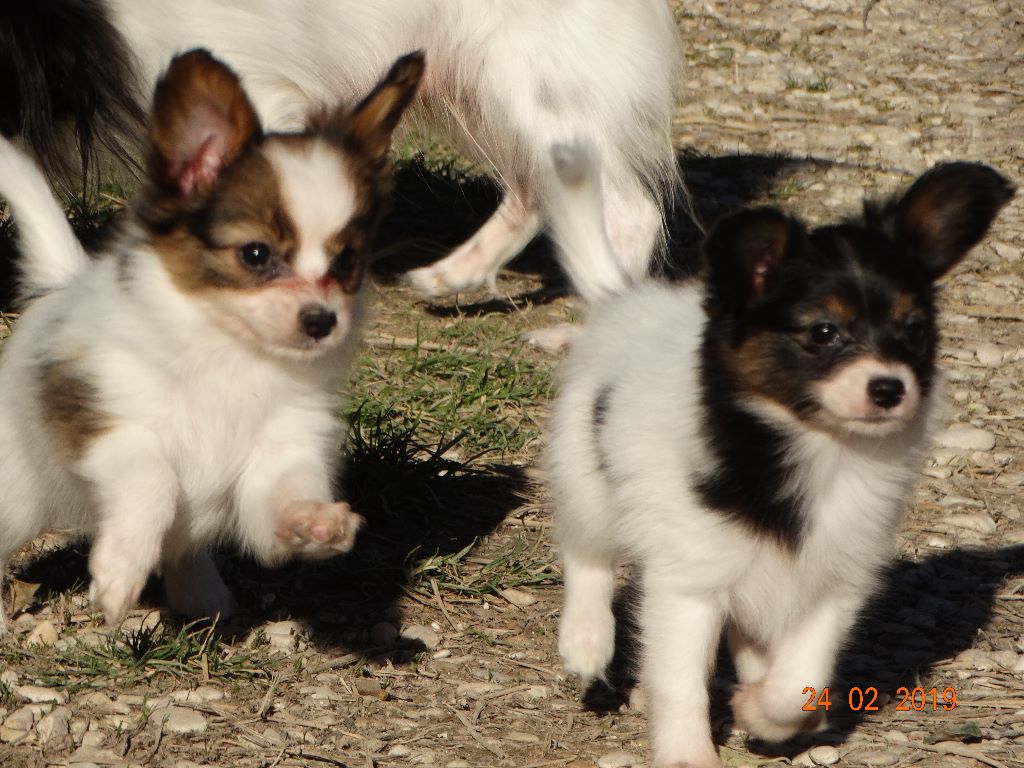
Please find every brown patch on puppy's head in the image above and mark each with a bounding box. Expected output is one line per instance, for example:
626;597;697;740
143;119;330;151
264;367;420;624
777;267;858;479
149;49;262;198
132;50;424;359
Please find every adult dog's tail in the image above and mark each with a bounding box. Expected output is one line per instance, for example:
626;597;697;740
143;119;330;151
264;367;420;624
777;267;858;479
0;2;145;192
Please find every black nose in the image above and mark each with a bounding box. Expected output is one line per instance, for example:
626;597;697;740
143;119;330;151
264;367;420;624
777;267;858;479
299;305;337;340
868;377;905;409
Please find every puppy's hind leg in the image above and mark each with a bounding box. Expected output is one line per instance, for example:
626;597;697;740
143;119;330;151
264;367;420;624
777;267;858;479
0;452;48;635
406;192;542;298
162;549;233;623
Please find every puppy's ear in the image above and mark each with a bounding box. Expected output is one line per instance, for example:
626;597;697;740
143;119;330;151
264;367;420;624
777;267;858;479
703;207;804;316
325;51;425;163
876;162;1014;280
149;49;262;196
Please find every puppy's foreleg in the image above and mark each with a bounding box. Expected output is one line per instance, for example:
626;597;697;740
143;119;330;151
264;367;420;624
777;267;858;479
726;624;769;685
80;427;179;625
237;414;362;564
731;592;863;742
642;577;726;768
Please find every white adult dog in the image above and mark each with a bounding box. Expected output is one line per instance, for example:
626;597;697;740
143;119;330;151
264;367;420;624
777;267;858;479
3;0;683;308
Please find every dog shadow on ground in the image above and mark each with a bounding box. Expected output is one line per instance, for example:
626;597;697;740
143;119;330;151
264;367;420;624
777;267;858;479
582;544;1024;755
5;150;830;659
13;431;530;656
371;150;821;319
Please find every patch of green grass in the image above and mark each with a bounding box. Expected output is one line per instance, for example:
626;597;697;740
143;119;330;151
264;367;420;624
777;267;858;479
2;620;274;694
395;133;481;179
349;324;552;460
768;179;804;201
62;177;135;248
407;533;559;599
806;75;833;93
783;73;833;93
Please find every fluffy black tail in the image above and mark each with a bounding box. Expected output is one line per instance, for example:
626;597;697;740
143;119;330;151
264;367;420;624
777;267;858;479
0;1;145;192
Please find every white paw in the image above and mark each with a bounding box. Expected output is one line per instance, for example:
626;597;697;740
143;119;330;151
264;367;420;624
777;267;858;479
163;553;233;622
731;682;826;742
88;566;148;626
559;604;616;683
406;262;485;298
276;501;364;559
404;264;450;297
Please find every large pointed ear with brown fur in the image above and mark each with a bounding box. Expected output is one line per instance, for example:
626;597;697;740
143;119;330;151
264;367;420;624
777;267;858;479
327;51;424;163
149;49;262;196
702;206;805;317
876;162;1015;280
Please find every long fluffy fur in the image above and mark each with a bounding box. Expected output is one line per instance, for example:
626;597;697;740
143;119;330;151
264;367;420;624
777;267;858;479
0;50;424;634
0;141;90;298
0;1;144;190
545;150;1013;767
3;0;682;305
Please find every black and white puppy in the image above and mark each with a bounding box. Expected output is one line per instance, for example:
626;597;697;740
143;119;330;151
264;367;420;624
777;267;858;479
1;0;682;310
545;151;1013;767
0;49;423;633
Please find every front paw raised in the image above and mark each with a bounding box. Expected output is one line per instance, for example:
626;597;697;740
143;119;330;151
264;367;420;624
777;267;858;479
275;501;364;559
731;682;827;743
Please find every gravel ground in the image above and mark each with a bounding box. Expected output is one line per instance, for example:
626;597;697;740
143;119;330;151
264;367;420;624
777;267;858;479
2;1;1023;767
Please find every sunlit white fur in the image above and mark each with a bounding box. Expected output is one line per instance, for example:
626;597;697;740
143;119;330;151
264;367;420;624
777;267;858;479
548;283;935;767
0;144;89;295
815;358;920;434
264;142;357;283
106;0;682;305
0;136;367;633
543;148;936;768
206;142;364;357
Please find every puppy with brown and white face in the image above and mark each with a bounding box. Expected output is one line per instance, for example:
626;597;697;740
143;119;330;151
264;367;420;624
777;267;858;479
545;147;1013;767
0;49;424;633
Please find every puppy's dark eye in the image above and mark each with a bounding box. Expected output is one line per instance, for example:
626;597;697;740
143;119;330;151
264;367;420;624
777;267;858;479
238;241;274;270
809;322;840;346
330;245;364;288
904;320;927;346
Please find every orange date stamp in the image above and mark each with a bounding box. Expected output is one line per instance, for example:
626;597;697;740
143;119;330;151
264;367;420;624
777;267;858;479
802;686;958;712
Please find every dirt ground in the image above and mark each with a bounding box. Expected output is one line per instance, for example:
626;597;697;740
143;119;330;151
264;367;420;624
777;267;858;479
2;1;1024;767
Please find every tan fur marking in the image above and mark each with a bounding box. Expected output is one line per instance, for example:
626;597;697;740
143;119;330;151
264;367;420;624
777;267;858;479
150;50;261;193
890;292;916;321
38;361;110;461
153;148;298;295
822;295;854;322
731;331;779;398
347;55;425;161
